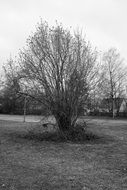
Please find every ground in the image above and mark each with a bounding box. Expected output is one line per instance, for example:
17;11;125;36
0;116;127;189
0;114;42;122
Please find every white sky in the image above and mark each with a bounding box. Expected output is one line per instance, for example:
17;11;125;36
0;0;127;68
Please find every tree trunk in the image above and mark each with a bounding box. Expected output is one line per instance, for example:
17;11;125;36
55;113;74;139
112;98;115;119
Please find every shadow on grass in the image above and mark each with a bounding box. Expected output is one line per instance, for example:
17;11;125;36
6;128;115;145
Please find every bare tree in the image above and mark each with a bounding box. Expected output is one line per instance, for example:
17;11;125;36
1;58;24;114
3;57;20;92
18;21;98;137
99;48;127;118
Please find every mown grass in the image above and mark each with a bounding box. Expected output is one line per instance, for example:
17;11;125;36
0;118;127;189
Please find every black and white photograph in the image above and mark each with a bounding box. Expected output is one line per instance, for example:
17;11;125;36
0;0;127;189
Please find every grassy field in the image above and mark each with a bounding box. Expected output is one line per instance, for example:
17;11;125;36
0;118;127;189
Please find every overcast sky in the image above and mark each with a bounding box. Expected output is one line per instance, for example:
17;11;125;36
0;0;127;68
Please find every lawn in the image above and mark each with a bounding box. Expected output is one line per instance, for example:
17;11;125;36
0;118;127;189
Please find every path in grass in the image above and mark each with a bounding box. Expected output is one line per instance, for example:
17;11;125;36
0;114;42;122
0;119;127;189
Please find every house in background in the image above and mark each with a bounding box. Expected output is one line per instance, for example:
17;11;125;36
119;99;127;113
95;97;127;117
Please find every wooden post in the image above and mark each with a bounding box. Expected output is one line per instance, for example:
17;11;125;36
23;95;27;122
112;98;115;119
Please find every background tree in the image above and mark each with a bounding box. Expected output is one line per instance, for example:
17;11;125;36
18;21;98;138
1;58;24;114
99;48;127;117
